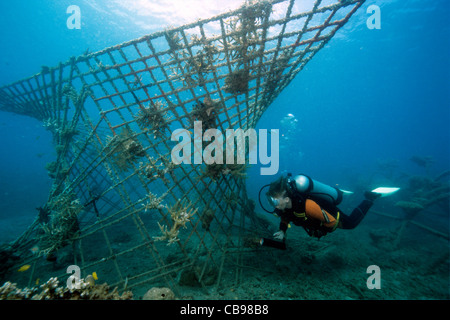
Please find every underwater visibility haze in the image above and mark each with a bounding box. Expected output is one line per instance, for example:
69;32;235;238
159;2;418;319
0;0;448;300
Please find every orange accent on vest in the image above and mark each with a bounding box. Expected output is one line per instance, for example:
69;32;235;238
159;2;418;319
305;199;337;228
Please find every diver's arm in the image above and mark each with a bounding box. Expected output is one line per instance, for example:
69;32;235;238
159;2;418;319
273;230;285;240
274;217;289;240
279;220;288;233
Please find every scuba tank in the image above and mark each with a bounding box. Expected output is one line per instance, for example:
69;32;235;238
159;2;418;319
258;173;344;214
286;173;343;207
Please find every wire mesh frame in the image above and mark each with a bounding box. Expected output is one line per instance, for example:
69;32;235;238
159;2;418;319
0;0;365;295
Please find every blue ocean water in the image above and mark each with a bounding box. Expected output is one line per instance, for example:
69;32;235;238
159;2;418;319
0;0;448;299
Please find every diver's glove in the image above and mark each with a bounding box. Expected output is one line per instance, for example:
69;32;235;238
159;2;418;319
364;191;382;202
273;230;285;241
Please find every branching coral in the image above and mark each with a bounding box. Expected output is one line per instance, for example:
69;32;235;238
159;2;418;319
167;31;219;88
41;84;90;144
45;160;70;180
220;1;273;95
142;191;166;212
224;68;250;95
199;163;248;182
190;97;223;130
43;118;59;133
184;49;217;87
0;277;132;300
105;127;146;172
38;192;82;258
60;83;91;134
154;200;197;245
135;100;172;139
225;163;248;179
199;163;225;181
265;49;291;93
139;156;176;183
223;1;272;66
165;30;184;51
196;133;251;182
166;1;270;92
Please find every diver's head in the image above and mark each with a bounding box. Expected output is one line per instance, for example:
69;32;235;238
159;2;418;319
266;176;292;210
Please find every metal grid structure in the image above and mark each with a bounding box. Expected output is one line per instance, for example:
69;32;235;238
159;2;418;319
0;0;365;296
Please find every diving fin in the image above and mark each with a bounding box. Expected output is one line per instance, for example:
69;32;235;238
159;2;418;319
371;187;400;197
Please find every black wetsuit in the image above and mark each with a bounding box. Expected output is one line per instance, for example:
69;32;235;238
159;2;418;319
275;194;375;238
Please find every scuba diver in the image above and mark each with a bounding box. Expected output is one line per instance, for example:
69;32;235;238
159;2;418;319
258;174;399;249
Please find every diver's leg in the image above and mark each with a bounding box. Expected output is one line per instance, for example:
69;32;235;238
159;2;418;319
340;200;374;229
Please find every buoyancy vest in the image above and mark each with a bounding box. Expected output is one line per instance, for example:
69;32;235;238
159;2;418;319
278;198;340;238
304;199;340;231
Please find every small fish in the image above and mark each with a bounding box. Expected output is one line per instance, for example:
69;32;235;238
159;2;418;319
30;245;40;255
35;278;40;285
18;265;31;272
92;272;98;280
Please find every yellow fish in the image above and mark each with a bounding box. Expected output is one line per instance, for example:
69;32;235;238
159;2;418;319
18;265;31;272
92;272;98;280
35;278;40;285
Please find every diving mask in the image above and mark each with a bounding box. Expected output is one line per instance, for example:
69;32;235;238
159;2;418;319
267;195;280;208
